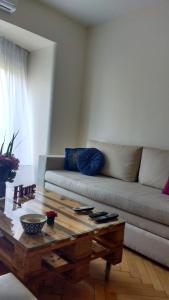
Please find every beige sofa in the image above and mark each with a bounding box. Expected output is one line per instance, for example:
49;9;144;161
38;140;169;267
0;273;37;299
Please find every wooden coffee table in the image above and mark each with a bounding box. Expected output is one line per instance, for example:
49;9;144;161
0;190;125;295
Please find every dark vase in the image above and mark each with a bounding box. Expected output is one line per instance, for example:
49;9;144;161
0;182;6;199
47;216;55;225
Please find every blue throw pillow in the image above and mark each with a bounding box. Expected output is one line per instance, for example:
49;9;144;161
77;148;104;176
64;148;86;171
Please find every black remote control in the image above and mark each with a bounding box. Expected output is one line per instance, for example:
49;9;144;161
95;213;119;223
89;211;108;219
73;206;94;213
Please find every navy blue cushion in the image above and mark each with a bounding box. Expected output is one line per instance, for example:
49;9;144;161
64;148;86;171
77;148;104;176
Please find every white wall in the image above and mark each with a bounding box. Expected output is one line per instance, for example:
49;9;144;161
28;45;56;167
0;0;87;155
80;1;169;150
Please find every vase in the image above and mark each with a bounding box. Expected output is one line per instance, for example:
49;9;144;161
0;182;6;199
0;182;6;212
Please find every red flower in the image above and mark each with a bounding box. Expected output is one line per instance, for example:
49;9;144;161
0;155;19;170
0;154;20;182
46;211;57;218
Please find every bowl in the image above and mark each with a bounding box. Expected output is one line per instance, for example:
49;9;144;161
20;214;47;234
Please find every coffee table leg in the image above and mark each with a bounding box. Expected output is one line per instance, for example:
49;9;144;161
105;261;111;281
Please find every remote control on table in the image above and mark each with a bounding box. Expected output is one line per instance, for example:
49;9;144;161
73;206;94;213
95;213;119;223
89;211;108;219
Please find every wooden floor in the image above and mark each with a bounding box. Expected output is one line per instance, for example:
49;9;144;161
39;247;169;300
0;248;168;299
5;247;166;300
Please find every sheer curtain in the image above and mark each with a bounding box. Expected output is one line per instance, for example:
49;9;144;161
0;37;32;165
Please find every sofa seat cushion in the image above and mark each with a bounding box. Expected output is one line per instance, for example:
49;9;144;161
87;140;142;182
45;170;169;226
0;273;37;300
45;182;169;240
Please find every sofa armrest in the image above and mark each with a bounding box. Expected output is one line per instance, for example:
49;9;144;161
37;155;65;188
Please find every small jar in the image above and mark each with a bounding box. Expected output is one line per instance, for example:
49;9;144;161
47;216;55;225
46;211;57;226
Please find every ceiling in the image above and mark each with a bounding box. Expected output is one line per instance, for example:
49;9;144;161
0;20;55;51
39;0;163;26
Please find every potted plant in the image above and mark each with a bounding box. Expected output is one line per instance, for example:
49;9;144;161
46;211;57;225
0;133;20;199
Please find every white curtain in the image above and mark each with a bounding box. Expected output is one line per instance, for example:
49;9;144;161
0;37;32;165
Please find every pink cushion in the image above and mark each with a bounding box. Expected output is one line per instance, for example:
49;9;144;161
162;177;169;195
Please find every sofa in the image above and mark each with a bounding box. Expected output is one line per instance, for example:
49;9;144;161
38;140;169;267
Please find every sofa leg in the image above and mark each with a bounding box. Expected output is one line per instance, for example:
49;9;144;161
105;261;111;281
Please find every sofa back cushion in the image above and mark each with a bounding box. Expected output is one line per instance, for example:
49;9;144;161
139;147;169;189
87;140;142;182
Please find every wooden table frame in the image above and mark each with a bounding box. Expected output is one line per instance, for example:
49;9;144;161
0;190;125;295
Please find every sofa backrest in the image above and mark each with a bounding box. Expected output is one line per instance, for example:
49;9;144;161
87;140;142;182
139;147;169;189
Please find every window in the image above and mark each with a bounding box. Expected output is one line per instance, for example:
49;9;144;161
0;37;32;165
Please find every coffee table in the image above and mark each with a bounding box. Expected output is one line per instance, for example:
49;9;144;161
0;190;125;295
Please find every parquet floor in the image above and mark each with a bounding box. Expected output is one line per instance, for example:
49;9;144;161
38;247;169;300
0;247;168;299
